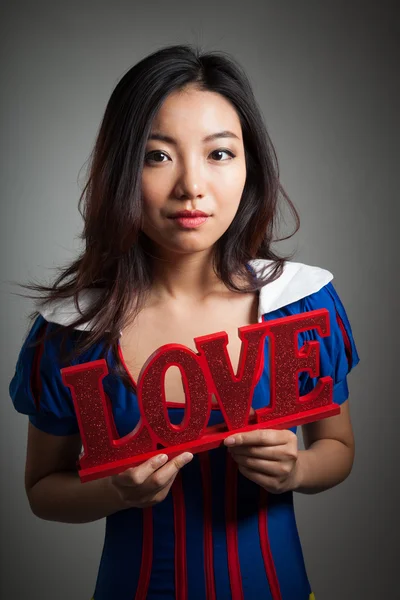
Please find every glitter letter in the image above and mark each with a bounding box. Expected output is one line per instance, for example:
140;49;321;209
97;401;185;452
61;360;153;481
256;309;334;426
195;323;269;429
137;344;212;446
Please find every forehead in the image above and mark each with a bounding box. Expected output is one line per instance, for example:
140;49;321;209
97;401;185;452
150;87;242;137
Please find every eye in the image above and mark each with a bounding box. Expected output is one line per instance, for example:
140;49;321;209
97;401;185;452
144;148;236;165
144;151;170;164
210;149;236;161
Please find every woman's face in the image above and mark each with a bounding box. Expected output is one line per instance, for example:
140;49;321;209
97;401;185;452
141;85;247;257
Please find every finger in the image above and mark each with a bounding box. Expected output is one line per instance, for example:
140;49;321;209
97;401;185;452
157;470;180;495
145;471;179;502
232;454;289;476
228;445;284;461
224;428;292;447
116;453;170;487
147;452;193;491
237;464;282;492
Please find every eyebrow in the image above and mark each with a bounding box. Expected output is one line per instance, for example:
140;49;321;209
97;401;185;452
147;130;240;144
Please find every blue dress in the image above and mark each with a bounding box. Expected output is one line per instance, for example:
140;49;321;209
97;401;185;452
9;267;360;600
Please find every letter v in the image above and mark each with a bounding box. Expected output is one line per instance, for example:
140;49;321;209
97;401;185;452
194;322;269;430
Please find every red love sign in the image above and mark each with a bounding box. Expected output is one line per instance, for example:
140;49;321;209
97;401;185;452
61;309;339;482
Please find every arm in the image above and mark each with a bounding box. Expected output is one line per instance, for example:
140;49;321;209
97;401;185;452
294;399;355;494
13;315;194;523
25;422;126;524
226;282;359;495
24;421;194;524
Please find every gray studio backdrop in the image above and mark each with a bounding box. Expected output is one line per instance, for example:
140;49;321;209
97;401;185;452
1;1;398;599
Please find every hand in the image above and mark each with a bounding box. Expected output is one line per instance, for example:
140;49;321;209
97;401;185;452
223;429;300;494
109;452;193;508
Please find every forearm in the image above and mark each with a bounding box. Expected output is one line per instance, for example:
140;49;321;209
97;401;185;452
27;470;126;524
293;438;355;495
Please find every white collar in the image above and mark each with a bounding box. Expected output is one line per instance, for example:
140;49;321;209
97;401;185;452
36;259;333;331
251;259;333;321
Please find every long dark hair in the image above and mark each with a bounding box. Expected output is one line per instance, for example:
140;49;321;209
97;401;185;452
12;43;300;393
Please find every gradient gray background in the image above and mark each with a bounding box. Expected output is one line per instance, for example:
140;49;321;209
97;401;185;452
1;1;398;598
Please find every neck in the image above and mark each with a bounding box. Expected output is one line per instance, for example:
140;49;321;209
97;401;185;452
149;247;223;304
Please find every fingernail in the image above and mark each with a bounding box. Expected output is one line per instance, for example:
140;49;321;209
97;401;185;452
182;452;193;464
156;454;168;464
225;437;236;446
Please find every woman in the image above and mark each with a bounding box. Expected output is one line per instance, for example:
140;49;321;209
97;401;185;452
9;44;360;600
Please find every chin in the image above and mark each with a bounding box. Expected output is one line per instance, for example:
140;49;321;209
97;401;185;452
157;235;217;256
168;242;214;255
142;227;221;256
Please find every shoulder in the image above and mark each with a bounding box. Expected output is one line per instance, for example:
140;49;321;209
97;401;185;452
249;258;334;318
9;299;111;435
9;312;81;434
252;260;360;394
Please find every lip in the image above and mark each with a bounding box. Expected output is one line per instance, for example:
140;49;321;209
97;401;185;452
169;210;210;218
172;216;209;229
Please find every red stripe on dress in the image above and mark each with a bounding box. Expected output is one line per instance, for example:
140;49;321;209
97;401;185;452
258;487;282;600
335;310;353;369
199;452;217;600
225;452;244;600
172;471;188;600
30;321;48;409
134;507;153;600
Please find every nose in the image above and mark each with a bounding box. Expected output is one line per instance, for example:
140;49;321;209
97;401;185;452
174;161;206;201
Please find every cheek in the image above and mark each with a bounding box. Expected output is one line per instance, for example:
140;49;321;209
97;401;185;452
217;168;247;212
141;172;167;206
220;160;246;191
141;192;165;220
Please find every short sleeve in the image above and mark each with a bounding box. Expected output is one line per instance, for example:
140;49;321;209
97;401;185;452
299;281;360;405
9;314;80;435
